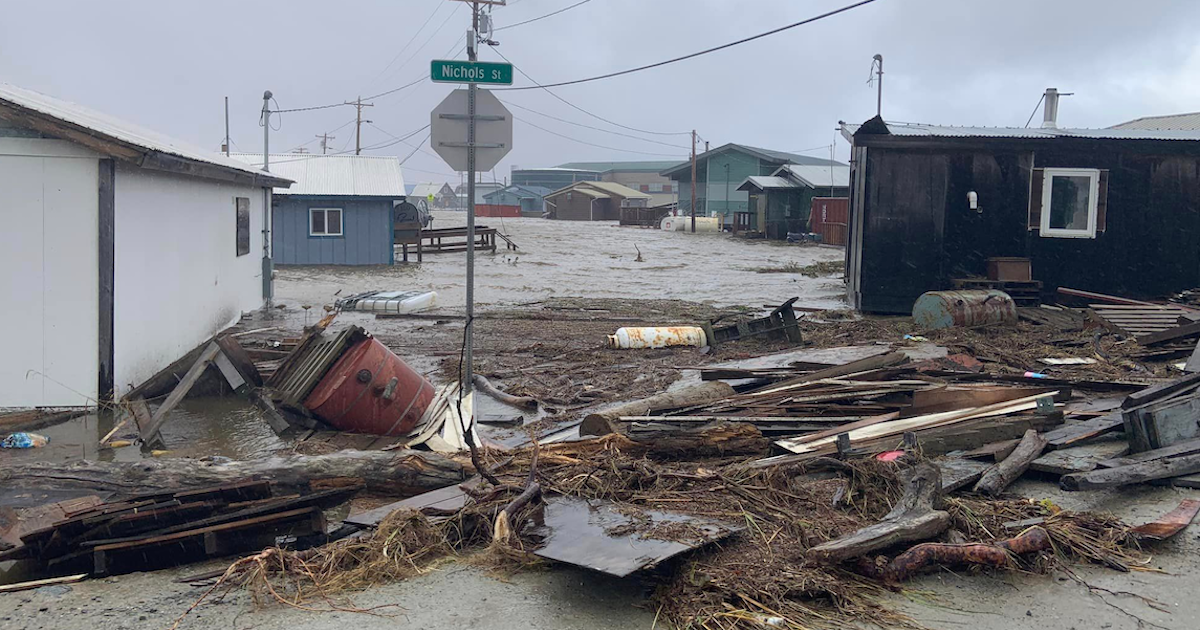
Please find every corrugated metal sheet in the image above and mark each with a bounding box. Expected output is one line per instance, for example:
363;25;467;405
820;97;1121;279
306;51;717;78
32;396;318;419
775;164;850;188
230;153;405;196
1111;112;1200;131
0;83;289;185
737;176;798;191
842;120;1200;142
410;182;447;198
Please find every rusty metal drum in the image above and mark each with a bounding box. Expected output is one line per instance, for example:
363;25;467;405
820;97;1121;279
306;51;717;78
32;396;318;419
911;290;1017;330
304;336;434;436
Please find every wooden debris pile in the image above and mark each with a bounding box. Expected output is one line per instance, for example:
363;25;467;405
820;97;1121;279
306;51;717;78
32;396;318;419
0;480;362;577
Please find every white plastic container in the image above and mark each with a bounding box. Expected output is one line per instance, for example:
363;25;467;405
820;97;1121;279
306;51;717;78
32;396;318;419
350;290;438;314
660;216;722;232
607;326;707;349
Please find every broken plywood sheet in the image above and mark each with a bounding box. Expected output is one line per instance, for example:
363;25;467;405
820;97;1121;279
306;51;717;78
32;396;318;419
1041;413;1125;449
532;495;741;577
937;458;991;493
344;479;481;529
1130;499;1200;541
1029;441;1130;476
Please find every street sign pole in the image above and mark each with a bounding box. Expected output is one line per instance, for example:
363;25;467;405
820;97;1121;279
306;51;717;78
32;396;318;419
465;6;478;405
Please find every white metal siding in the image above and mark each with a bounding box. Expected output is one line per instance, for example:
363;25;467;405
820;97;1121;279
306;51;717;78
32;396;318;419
112;163;265;396
0;140;99;407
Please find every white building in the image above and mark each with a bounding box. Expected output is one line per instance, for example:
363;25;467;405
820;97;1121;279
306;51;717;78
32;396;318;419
0;83;291;408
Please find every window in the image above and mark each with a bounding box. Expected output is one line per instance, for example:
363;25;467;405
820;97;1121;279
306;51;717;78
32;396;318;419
235;197;250;256
1039;168;1101;238
310;208;343;236
640;184;651;193
663;184;673;194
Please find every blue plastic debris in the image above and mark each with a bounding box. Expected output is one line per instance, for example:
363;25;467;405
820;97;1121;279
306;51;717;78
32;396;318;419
1;432;50;448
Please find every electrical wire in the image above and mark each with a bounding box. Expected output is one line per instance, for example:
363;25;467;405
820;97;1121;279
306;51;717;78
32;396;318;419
379;3;464;86
488;45;689;136
367;121;444;162
366;2;445;88
398;131;433;166
514;115;685;157
498;99;689;149
496;0;880;91
494;0;592;31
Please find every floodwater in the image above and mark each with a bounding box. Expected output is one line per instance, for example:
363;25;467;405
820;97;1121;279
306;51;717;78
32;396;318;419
1;216;845;465
273;211;847;317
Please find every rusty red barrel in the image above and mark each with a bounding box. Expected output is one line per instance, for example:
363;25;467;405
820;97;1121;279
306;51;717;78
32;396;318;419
304;336;434;436
912;290;1016;330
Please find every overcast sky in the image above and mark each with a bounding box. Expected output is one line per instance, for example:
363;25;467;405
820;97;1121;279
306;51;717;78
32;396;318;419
3;0;1199;183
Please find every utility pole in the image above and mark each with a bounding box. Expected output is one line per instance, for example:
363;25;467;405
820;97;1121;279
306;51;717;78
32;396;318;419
465;1;480;404
345;96;375;155
315;133;336;155
223;96;231;156
262;91;272;172
690;130;697;233
261;90;274;310
872;54;883;117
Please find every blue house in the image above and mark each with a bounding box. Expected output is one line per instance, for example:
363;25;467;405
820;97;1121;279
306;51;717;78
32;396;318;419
233;154;405;265
483;184;553;216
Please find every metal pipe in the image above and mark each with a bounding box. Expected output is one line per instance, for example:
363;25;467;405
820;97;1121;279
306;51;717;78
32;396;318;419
224;96;230;156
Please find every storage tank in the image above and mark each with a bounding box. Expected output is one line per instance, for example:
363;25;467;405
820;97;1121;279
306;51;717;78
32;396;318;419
912;290;1017;330
304;336;435;436
608;326;708;349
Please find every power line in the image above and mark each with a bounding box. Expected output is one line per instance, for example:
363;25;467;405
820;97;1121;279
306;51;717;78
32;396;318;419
495;0;592;31
379;3;464;86
499;99;689;149
514;115;685;157
488;45;688;136
365;2;445;88
497;0;881;91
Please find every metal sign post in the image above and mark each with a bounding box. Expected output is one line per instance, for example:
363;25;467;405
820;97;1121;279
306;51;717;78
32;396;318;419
430;0;513;411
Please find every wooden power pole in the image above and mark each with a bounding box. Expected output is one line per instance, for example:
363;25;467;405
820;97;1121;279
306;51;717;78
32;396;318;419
315;133;336;155
344;96;374;155
690;130;697;233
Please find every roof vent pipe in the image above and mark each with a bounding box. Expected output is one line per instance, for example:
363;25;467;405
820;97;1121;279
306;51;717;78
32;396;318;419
1042;88;1060;129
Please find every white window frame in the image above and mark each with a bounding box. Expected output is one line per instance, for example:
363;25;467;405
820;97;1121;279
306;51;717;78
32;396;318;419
1040;168;1100;239
309;207;343;237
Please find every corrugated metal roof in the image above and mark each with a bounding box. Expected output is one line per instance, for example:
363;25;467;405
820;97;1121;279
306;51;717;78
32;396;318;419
581;180;652;198
1111;112;1200;131
229;153;405;196
737;176;798;192
775;164;850;188
842;120;1200;142
410;182;449;198
0;83;289;186
483;184;552;200
661;143;841;177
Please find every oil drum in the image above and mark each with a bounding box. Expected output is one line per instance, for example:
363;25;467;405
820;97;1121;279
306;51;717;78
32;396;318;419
304;335;434;436
912;290;1017;330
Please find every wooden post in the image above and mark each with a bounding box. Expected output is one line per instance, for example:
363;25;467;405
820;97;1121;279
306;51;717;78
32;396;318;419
140;344;221;445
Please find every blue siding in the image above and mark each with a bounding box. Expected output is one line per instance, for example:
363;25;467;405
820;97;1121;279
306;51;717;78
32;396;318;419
272;196;395;265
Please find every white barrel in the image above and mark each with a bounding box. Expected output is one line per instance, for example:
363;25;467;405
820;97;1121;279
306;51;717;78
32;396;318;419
607;326;707;349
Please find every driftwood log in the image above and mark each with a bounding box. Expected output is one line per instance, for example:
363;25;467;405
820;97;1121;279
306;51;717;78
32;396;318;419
626;422;768;459
580;381;736;436
1061;452;1200;491
973;429;1048;496
860;526;1052;582
808;462;950;564
0;450;465;498
472;374;539;412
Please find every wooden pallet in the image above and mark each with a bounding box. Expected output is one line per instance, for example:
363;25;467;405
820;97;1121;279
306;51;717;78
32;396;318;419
952;278;1043;306
1086;304;1194;336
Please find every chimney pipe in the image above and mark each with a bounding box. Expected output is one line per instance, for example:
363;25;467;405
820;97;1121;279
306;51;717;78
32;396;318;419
1042;88;1060;129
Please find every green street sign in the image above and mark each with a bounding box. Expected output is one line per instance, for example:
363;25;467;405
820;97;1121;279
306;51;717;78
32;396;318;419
430;60;513;85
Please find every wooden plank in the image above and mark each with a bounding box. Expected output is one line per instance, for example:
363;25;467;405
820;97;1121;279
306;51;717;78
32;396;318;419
1097;437;1200;469
1041;413;1125;449
957;439;1021;462
1122;373;1200;410
1029;441;1130;476
1136;321;1200;346
937;458;991;493
1061;453;1200;491
93;506;320;553
140;343;221;445
909;386;1057;416
1184;339;1200;373
0;574;87;594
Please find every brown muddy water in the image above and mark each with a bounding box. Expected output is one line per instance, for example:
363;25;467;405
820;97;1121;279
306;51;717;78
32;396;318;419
273;211;846;320
1;214;844;464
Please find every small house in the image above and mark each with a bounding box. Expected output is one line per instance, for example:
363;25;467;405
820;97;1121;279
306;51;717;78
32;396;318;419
410;182;455;208
661;144;843;226
0;83;291;406
482;184;552;217
543;181;651;221
841;101;1200;314
736;163;850;239
232;154;405;266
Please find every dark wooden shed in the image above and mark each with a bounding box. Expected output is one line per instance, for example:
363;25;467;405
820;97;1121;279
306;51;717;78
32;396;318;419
842;117;1200;313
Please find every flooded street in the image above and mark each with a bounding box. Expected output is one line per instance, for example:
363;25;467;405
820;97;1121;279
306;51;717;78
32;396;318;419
273;211;847;317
